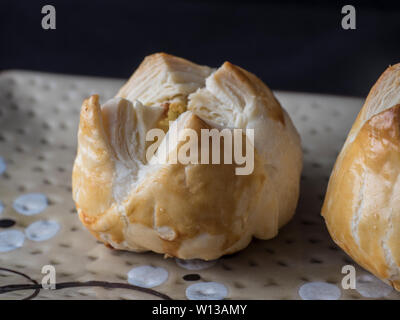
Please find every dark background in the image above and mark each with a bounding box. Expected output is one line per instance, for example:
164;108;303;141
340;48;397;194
1;0;399;97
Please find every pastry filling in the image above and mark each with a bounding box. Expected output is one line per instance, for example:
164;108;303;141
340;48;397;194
157;97;187;131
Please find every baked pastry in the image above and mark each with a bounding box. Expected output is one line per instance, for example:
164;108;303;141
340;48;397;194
72;53;302;260
322;64;400;290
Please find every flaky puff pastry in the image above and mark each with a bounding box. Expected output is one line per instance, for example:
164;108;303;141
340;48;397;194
72;53;302;260
322;64;400;290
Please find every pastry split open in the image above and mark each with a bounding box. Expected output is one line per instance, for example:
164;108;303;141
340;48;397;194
322;63;400;291
72;53;302;260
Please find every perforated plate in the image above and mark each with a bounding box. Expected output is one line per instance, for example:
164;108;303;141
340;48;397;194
0;70;399;300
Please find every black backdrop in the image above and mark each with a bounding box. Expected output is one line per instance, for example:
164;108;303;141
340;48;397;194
1;0;400;96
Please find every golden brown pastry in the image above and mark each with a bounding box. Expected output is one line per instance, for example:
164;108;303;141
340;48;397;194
322;63;400;290
72;53;302;260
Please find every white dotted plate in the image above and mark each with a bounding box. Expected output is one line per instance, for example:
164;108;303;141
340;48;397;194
0;70;399;300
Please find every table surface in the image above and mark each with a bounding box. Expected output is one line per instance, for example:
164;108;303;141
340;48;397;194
0;70;399;300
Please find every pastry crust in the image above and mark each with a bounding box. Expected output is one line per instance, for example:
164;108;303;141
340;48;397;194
322;64;400;290
72;53;302;260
